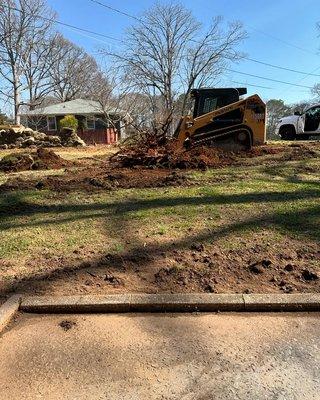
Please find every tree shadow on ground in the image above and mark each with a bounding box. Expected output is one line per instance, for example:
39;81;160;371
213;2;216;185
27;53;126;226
0;185;319;231
261;159;320;186
1;181;319;296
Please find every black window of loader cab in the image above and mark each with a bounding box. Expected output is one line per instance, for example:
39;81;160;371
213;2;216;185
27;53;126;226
203;97;218;115
304;106;320;132
192;88;246;118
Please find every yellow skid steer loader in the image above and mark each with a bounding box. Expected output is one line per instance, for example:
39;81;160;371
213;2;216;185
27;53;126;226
174;88;266;151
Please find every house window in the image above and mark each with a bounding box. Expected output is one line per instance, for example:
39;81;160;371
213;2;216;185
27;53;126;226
86;117;95;130
47;116;57;131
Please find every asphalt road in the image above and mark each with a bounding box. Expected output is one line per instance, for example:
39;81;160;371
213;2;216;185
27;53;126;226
0;312;319;399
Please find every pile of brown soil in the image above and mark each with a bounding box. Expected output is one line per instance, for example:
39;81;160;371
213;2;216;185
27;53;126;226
2;141;320;193
112;140;288;170
1;165;190;192
280;142;320;161
0;148;71;172
113;143;236;170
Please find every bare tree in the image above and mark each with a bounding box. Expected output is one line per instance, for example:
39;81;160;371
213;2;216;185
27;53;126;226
265;99;292;139
312;83;320;100
23;33;59;109
313;23;320;101
87;69;137;140
92;66;170;142
179;17;245;115
0;0;55;123
105;2;246;139
49;35;105;102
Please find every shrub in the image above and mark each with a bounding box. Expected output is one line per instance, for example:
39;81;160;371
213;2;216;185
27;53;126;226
59;115;78;131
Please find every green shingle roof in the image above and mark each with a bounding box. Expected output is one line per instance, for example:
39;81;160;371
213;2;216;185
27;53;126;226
22;99;120;116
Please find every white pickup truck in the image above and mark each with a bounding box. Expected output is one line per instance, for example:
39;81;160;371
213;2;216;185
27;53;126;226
275;103;320;140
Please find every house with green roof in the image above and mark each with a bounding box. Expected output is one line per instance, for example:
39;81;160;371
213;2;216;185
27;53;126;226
20;99;127;145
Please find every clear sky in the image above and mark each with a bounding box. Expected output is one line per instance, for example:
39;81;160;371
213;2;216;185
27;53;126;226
44;0;320;105
27;0;320;105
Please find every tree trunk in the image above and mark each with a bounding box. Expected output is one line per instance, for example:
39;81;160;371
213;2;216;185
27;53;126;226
13;88;21;125
14;91;21;125
28;80;36;111
12;66;21;125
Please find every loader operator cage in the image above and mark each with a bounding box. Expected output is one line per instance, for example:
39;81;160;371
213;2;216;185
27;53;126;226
191;88;247;118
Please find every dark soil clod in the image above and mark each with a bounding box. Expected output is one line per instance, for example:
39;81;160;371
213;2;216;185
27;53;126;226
104;274;124;286
261;259;272;268
35;181;45;189
249;264;264;274
190;243;204;252
204;283;215;293
284;264;294;272
59;320;76;331
301;269;319;281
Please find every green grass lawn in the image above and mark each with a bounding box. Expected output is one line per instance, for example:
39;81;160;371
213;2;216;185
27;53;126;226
0;144;319;296
1;157;319;260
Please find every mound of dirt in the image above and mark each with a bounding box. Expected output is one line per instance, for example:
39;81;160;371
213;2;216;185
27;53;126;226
281;143;320;160
1;141;320;192
0;148;70;172
113;144;236;170
112;140;288;170
1;164;191;192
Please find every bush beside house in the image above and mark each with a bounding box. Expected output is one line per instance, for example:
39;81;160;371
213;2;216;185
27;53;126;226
59;115;79;131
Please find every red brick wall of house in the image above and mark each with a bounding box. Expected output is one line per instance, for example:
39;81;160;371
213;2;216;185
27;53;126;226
77;128;118;145
44;128;118;145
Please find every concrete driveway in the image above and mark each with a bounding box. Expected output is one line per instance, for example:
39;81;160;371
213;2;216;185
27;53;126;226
0;312;319;399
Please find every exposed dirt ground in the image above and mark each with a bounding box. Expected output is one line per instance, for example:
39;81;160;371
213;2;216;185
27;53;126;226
0;142;314;192
4;238;319;297
0;141;319;300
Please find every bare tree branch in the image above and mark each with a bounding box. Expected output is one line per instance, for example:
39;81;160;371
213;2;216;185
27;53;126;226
102;2;246;140
0;0;56;123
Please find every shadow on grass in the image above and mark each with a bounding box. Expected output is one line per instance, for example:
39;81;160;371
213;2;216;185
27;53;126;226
261;159;320;186
0;181;320;296
0;185;319;231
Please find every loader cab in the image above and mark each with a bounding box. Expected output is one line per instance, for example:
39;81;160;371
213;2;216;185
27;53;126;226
191;88;247;118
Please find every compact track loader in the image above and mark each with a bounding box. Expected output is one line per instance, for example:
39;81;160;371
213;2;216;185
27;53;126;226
174;88;266;151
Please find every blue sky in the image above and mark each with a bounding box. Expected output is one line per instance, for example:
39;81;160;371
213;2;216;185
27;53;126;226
48;0;320;103
40;0;320;104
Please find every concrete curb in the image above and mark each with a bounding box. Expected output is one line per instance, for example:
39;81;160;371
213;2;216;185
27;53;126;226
0;295;21;334
243;293;320;311
20;293;320;313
